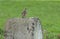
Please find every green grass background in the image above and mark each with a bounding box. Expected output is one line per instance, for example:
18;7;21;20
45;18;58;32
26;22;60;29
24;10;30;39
0;1;60;39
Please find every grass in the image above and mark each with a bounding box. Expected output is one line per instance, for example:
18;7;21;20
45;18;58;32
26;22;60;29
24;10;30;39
0;1;60;39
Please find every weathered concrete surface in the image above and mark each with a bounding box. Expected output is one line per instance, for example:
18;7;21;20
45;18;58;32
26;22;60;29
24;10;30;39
4;17;43;39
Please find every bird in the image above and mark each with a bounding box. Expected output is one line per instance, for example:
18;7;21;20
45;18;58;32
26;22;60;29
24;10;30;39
22;8;27;18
